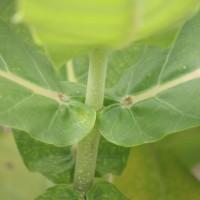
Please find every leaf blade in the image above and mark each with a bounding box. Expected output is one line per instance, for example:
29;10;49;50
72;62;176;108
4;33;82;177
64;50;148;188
13;129;129;183
98;11;200;147
0;18;96;146
35;185;83;200
13;130;75;184
87;182;129;200
18;0;200;66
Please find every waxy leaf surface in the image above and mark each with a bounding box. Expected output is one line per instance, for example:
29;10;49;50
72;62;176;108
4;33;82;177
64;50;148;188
96;137;130;176
0;0;16;22
0;18;96;146
13;130;75;184
98;11;200;146
14;130;130;184
35;182;129;200
35;185;83;200
87;182;129;200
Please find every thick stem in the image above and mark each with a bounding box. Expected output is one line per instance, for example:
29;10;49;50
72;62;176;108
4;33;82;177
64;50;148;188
85;49;109;111
73;49;109;195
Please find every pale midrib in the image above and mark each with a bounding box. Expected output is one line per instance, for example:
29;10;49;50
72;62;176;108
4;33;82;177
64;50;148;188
0;70;57;101
132;69;200;104
1;68;200;105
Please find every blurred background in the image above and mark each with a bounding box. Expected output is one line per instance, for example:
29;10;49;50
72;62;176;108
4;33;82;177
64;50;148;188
0;126;52;200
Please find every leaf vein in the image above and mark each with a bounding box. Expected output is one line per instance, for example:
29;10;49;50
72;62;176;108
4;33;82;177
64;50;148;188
47;104;63;131
157;27;182;84
108;108;121;142
128;109;153;139
0;93;34;114
0;54;10;72
20;41;51;89
155;96;200;120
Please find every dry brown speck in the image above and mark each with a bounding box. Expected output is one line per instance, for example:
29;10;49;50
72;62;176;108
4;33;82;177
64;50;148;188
122;96;133;107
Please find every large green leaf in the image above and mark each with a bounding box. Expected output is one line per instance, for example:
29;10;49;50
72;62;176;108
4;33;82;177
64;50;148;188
114;132;200;200
35;185;83;200
0;18;95;146
0;0;16;22
140;25;180;48
106;43;146;88
17;0;200;66
96;137;130;176
13;130;75;184
59;81;86;102
133;0;199;41
62;42;145;90
98;10;200;147
13;129;130;184
86;182;129;200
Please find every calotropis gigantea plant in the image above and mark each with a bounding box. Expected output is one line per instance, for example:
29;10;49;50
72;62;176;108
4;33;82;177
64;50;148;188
1;0;200;199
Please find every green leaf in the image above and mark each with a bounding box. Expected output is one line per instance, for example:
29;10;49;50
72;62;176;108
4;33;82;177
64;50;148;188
133;0;200;41
13;129;129;183
114;134;200;200
0;18;96;146
17;0;200;66
0;0;16;22
96;137;130;176
140;25;180;48
47;45;92;69
59;81;86;101
18;0;137;66
98;10;200;147
106;43;146;88
64;42;145;90
13;130;75;184
0;0;36;47
87;182;129;200
0;129;47;200
69;55;89;84
35;185;83;200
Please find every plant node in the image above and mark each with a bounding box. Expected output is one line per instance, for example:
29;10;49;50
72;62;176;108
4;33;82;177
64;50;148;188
56;92;69;104
121;96;133;107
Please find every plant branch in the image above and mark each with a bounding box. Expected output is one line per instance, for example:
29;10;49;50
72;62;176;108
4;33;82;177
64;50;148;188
73;49;109;195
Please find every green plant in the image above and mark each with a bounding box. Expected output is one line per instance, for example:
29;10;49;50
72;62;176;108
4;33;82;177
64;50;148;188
1;0;200;199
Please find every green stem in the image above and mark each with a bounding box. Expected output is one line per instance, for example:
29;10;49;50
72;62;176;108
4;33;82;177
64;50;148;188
73;49;109;195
